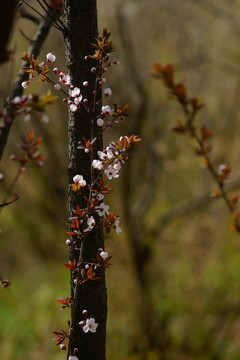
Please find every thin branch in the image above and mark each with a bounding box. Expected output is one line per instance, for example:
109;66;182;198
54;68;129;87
21;0;64;32
36;0;64;31
0;5;60;161
0;195;19;208
19;28;32;42
20;12;41;25
39;0;65;30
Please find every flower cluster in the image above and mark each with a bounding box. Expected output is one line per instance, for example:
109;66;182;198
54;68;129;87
21;52;52;88
21;52;84;116
11;91;56;122
79;310;98;333
92;135;140;180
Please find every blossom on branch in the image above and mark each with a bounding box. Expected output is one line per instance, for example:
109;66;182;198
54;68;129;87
104;88;112;97
97;118;104;126
113;219;122;234
104;167;119;180
82;318;98;333
92;159;104;170
73;175;86;187
21;81;29;89
46;52;56;62
101;105;112;116
85;216;95;231
95;202;109;217
69;87;81;98
70;104;78;112
100;251;108;260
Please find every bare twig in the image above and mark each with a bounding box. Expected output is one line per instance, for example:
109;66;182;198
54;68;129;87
19;28;32;42
20;12;41;25
21;0;64;32
0;195;19;208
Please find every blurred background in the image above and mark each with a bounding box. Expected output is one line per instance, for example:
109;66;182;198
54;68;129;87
2;0;240;359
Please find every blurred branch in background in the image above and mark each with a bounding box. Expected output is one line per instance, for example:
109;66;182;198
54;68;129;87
0;1;61;161
153;174;240;232
116;1;240;358
116;2;167;357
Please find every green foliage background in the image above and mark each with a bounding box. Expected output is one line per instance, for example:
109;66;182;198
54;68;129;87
2;1;240;359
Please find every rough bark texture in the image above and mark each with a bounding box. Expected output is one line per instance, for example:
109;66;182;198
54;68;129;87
63;1;107;359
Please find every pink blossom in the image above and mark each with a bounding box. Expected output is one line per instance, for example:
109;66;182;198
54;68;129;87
11;96;22;104
98;149;113;160
74;96;82;105
59;73;71;86
95;202;109;217
97;118;104;126
73;174;86;186
86;216;95;231
66;239;71;246
21;81;29;89
97;151;108;161
104;167;119;180
114;219;122;234
100;251;108;260
101;105;112;116
92;159;103;170
92;192;104;201
97;193;104;201
83;318;98;333
70;87;81;98
104;88;112;96
54;83;61;90
68;356;79;360
46;52;56;62
70;104;78;112
113;160;122;171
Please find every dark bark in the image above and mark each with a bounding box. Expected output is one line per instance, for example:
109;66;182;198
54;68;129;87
63;1;107;359
0;0;16;64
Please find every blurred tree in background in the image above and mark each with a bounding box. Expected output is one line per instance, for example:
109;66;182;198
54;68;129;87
2;1;240;360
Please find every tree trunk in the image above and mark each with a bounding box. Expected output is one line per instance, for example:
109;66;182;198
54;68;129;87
63;1;107;359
